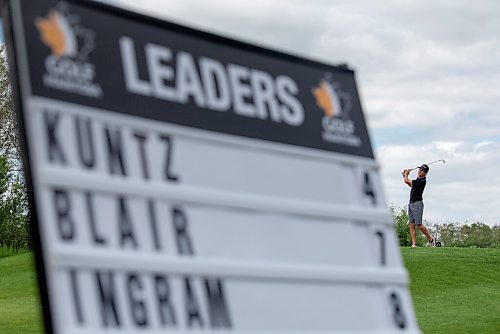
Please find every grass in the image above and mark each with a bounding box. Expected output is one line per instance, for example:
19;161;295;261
0;249;499;333
0;245;30;258
0;253;44;333
402;247;500;334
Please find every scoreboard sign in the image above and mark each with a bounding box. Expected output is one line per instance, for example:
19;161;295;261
3;0;421;333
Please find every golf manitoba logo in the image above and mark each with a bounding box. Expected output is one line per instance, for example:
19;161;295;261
35;3;102;98
312;76;361;147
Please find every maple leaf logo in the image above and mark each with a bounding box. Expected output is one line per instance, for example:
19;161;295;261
312;80;335;117
35;9;77;58
35;3;95;61
312;78;351;118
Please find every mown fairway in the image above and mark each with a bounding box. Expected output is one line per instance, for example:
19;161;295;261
402;247;500;334
0;249;499;333
0;253;44;333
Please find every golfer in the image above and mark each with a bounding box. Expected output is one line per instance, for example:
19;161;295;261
403;164;435;247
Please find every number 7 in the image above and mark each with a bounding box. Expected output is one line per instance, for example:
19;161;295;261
375;230;386;266
363;171;376;205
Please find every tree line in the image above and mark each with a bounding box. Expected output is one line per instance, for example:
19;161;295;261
391;205;500;248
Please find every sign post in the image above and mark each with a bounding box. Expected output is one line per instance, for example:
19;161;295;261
3;0;421;333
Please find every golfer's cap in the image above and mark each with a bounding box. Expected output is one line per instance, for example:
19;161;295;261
419;164;429;173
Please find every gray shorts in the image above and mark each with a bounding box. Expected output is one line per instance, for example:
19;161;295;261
408;201;424;225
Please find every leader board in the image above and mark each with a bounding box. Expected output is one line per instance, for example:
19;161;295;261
3;0;420;333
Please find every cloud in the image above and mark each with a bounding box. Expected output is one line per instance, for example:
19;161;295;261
107;0;334;57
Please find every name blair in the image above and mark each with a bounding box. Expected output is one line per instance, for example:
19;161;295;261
119;36;305;126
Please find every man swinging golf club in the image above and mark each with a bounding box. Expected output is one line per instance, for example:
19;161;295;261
403;164;435;247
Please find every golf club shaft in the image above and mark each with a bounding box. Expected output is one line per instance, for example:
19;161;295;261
409;159;445;171
402;159;445;175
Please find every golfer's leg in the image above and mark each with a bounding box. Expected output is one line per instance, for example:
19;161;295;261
418;224;433;242
408;203;417;246
410;222;417;246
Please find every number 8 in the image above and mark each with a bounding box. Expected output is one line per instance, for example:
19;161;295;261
389;292;407;329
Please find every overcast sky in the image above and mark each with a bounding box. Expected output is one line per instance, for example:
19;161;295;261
3;1;499;225
105;0;500;226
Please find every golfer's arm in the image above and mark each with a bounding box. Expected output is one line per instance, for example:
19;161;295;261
403;172;412;187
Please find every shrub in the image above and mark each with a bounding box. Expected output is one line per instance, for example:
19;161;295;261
0;154;30;250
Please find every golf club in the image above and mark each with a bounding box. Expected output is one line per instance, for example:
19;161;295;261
401;159;445;176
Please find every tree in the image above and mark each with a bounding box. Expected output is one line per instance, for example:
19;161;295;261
0;154;29;249
438;223;460;246
459;223;472;247
468;223;493;248
0;45;19;160
492;225;500;248
0;44;30;250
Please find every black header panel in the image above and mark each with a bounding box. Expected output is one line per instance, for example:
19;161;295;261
20;0;374;158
